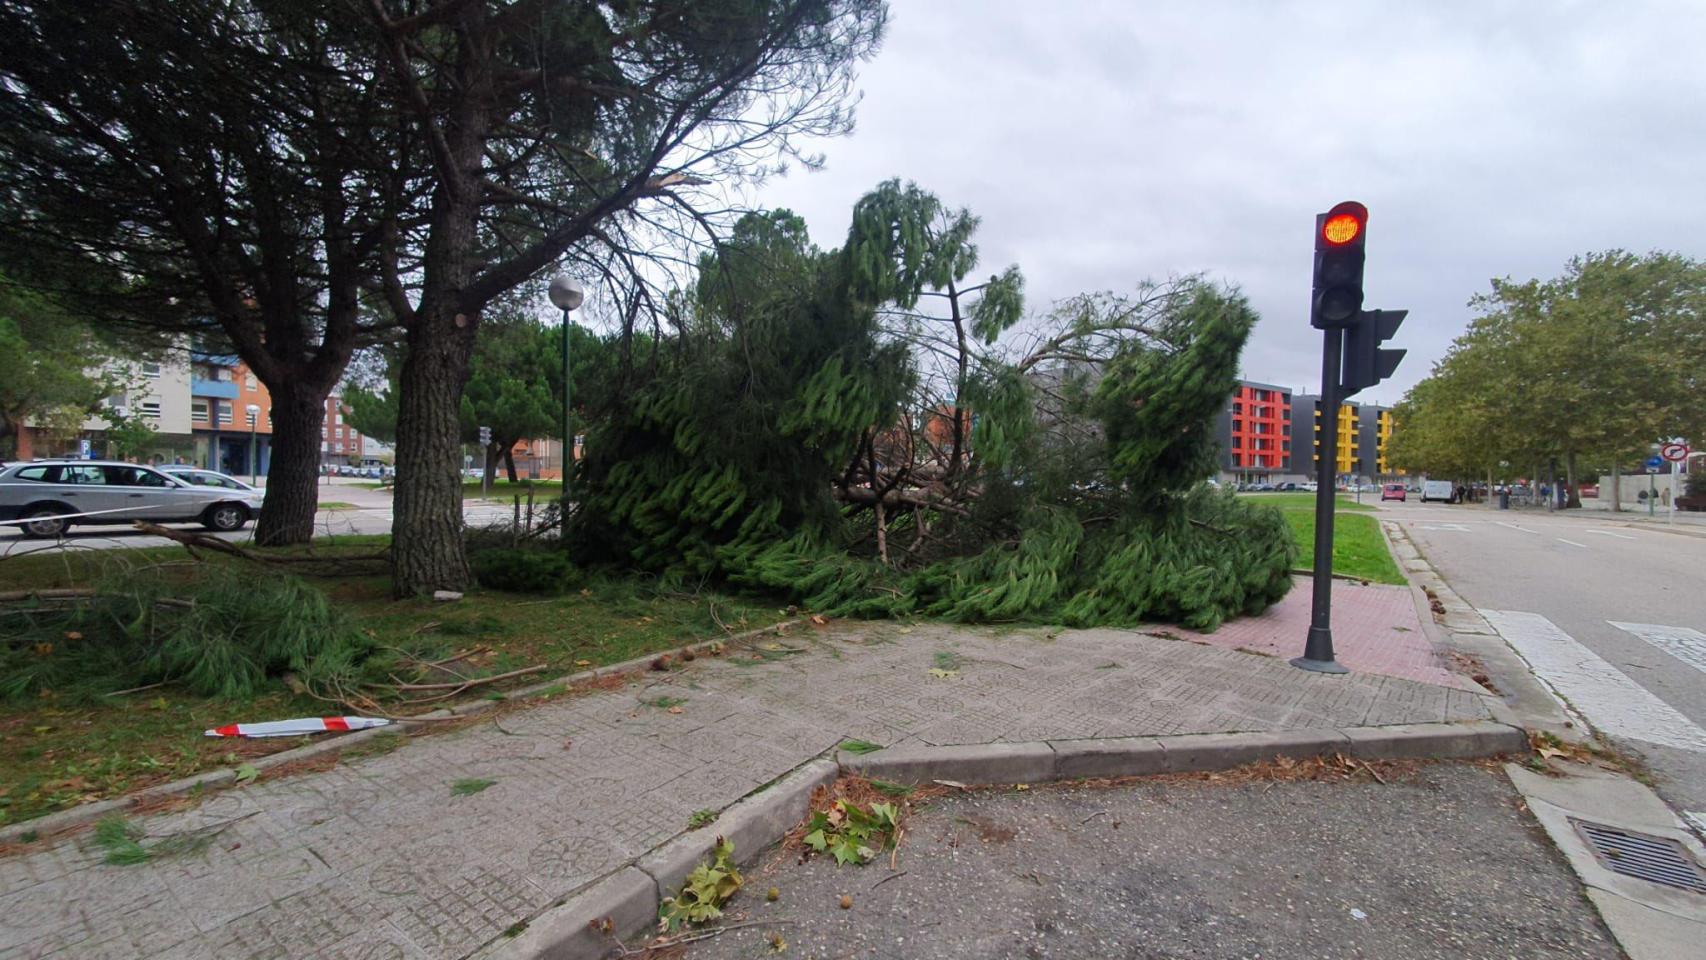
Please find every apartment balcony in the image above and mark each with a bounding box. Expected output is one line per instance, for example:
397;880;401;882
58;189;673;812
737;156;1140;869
191;379;239;399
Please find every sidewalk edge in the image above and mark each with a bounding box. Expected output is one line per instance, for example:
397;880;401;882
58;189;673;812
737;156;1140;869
0;619;804;846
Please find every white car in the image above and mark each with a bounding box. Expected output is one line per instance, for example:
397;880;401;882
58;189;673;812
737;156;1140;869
0;460;264;537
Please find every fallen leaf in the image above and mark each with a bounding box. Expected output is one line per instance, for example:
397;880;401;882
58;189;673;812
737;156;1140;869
1014;783;1030;791
1537;746;1569;761
62;631;82;641
666;706;684;715
927;668;958;680
574;659;593;668
810;615;827;626
234;763;259;784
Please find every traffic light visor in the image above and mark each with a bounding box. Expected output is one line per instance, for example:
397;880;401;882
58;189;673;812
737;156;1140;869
1322;213;1362;246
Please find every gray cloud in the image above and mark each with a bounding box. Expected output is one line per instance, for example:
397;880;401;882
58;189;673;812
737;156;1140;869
754;0;1706;403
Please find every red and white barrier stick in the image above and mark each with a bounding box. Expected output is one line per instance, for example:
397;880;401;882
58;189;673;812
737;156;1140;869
204;716;392;738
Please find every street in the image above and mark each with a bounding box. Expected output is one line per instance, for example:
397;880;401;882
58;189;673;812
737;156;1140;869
680;763;1618;960
0;479;523;553
1379;498;1706;823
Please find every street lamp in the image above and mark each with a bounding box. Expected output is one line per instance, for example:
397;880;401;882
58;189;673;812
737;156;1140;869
245;403;261;485
548;274;585;530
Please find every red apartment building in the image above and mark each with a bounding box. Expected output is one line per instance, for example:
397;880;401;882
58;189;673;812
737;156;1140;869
1217;381;1293;482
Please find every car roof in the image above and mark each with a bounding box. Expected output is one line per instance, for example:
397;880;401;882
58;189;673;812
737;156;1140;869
7;459;169;469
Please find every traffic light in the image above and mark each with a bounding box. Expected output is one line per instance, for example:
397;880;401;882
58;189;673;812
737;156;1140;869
1340;309;1407;398
1311;201;1367;329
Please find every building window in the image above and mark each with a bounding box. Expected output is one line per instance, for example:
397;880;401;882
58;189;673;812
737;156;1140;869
140;362;161;379
139;400;161;420
245;373;257;391
216;400;233;422
217;367;233;382
321;427;327;439
336;412;344;425
191;399;209;424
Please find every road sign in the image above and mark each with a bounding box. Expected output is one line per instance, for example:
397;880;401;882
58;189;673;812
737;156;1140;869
1661;442;1689;462
78;438;91;459
1644;455;1664;474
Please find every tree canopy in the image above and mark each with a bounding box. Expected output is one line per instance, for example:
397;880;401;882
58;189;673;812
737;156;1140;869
1387;251;1706;500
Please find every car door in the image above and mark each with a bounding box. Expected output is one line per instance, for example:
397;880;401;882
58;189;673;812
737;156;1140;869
51;463;130;522
102;465;190;521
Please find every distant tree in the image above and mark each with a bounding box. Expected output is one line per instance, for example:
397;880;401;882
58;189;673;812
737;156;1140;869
0;276;111;457
459;311;557;485
1388;251;1706;506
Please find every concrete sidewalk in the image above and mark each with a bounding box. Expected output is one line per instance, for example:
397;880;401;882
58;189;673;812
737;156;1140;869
0;602;1498;960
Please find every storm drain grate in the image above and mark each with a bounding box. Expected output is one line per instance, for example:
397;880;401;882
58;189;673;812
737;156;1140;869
1570;818;1706;893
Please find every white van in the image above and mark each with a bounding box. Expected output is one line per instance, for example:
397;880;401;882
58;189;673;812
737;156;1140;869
1420;479;1455;503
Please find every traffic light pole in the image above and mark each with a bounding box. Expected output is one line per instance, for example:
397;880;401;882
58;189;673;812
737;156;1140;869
1295;326;1349;674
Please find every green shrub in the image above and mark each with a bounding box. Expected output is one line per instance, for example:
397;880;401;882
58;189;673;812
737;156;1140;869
470;547;579;594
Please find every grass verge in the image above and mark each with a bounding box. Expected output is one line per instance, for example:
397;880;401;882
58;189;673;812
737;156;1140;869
1264;500;1405;585
0;535;770;827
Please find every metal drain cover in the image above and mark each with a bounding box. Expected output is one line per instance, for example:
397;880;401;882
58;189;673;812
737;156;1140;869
1570;818;1706;893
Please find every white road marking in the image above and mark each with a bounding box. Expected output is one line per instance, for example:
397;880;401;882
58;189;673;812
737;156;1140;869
1417;523;1471;532
1687;811;1706;842
1494;521;1537;533
1556;538;1588;548
1609;621;1706;677
1587;529;1637;540
1482;609;1706;753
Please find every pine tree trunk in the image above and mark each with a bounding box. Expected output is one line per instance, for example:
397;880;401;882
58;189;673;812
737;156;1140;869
1611;463;1622;513
483;442;499;488
1564;452;1580;508
504;446;518;482
391;310;478;596
254;384;327;545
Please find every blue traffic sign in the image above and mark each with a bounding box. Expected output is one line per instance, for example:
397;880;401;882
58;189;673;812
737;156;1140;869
1645;455;1665;469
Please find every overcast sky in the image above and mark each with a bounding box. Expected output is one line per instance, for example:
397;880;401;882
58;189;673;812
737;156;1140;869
750;0;1706;405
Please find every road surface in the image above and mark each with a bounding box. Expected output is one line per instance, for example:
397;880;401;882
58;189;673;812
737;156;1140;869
1380;498;1706;827
1;479;526;553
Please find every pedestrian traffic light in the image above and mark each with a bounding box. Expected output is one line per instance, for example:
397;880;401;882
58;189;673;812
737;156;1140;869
1340;309;1406;398
1311;201;1367;329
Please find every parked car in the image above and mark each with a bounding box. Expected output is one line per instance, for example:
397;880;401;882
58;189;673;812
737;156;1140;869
0;460;264;537
1420;479;1454;503
1300;481;1318;492
1276;481;1298;492
1579;483;1600;499
1380;482;1407;502
161;466;259;495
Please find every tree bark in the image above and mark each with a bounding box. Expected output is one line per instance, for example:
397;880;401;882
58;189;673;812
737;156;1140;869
1564;451;1580;508
503;446;518;482
391;310;478;595
254;384;328;545
1610;462;1622;512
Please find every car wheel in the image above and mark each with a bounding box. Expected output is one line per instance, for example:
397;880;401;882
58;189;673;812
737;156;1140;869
203;503;249;532
20;506;69;538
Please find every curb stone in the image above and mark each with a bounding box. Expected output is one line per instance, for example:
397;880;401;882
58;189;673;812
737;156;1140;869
0;619;803;846
488;719;1526;960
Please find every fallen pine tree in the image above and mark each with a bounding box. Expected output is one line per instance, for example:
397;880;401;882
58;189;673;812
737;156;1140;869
570;183;1295;630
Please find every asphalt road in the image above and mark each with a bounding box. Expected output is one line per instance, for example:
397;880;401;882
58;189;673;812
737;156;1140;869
1381;498;1706;824
677;763;1617;960
0;479;520;553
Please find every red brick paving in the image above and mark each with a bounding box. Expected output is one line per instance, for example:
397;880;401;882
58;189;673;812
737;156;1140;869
1171;576;1474;690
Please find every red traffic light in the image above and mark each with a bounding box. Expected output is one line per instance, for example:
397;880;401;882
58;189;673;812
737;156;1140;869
1319;202;1367;247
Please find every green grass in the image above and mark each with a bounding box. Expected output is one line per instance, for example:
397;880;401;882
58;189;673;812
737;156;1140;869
315;501;358;511
1242;491;1375;512
450;777;497;796
462;479;563;500
1269;503;1405;585
0;534;772;827
838;739;884;755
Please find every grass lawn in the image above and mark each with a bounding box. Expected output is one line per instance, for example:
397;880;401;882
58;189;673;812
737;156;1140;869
1243;493;1404;585
316;501;358;510
0;536;771;828
463;478;562;500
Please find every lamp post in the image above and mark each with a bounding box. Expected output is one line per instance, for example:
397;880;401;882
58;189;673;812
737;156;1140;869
548;275;585;530
245;403;260;485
